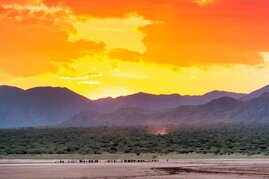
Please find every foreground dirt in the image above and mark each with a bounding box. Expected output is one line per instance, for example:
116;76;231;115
0;159;269;178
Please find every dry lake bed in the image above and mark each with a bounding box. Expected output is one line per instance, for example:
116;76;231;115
0;159;269;178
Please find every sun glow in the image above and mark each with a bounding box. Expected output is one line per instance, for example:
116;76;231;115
195;0;215;5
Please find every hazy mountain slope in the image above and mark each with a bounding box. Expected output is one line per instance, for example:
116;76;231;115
0;86;24;120
94;91;246;111
241;85;269;100
65;94;269;127
158;97;243;125
63;97;245;127
0;87;96;128
233;93;269;123
202;90;246;101
62;108;161;127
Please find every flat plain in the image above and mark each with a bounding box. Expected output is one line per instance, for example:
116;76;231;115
0;159;269;179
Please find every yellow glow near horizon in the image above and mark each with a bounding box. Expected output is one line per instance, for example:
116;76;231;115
3;54;269;99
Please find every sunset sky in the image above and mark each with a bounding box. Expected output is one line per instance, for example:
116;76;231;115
1;0;269;99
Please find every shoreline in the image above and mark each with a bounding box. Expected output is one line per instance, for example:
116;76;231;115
1;158;269;164
0;153;268;160
0;158;269;178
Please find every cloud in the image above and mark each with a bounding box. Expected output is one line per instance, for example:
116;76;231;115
0;3;105;75
2;0;269;77
43;0;269;67
43;0;154;18
195;0;214;5
59;73;103;81
68;15;152;53
139;0;269;66
60;75;89;80
109;48;142;62
78;80;100;85
0;0;42;5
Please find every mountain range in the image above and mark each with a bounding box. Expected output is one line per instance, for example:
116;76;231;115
1;85;269;128
94;90;246;111
0;86;96;128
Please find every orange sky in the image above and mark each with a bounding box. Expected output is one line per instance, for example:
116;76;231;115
1;0;269;99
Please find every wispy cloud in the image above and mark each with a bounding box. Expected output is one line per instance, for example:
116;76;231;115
60;75;89;81
78;81;100;85
60;73;103;81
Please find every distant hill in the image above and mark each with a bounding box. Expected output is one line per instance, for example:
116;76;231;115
94;91;246;111
202;90;246;100
64;94;269;127
64;97;243;127
0;86;96;128
241;85;269;101
62;108;160;127
0;86;24;121
234;93;269;123
157;97;243;125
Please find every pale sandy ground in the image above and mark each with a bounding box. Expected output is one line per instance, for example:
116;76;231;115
0;159;269;179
